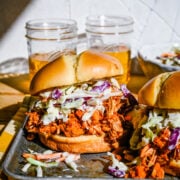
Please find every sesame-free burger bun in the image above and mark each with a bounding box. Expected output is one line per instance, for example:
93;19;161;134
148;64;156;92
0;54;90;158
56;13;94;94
30;50;123;95
138;71;180;109
39;133;111;153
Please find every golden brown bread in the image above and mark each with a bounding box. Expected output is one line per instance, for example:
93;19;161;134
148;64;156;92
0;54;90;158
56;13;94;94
30;50;123;95
77;50;123;82
30;55;77;95
39;133;111;153
138;71;180;109
164;159;180;177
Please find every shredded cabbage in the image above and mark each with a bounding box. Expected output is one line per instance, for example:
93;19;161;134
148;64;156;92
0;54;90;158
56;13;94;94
168;127;180;150
51;88;62;99
130;108;180;150
21;163;31;173
36;166;43;177
108;166;125;178
107;152;128;178
34;78;123;124
26;157;59;167
91;80;110;93
64;155;79;172
107;152;128;171
22;150;80;177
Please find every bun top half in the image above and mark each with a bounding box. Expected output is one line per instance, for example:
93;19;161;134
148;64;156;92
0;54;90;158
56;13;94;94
30;50;123;95
138;71;180;109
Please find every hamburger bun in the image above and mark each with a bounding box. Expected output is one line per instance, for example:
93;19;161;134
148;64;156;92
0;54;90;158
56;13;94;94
138;71;180;109
39;133;111;153
30;50;123;95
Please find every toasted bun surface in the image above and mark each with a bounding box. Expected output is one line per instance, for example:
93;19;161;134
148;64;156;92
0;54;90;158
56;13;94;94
77;50;123;82
30;55;76;95
30;50;123;95
164;160;180;177
138;71;180;109
39;133;111;153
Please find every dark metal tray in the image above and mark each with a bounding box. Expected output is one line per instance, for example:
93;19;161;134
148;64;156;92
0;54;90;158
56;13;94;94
2;117;112;180
2;114;179;180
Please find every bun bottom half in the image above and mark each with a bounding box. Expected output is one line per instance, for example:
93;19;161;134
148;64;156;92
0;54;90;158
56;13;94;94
39;133;111;153
164;167;180;177
164;159;180;177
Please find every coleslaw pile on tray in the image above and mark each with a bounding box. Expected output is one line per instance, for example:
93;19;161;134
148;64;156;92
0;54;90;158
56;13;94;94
156;44;180;66
22;149;80;177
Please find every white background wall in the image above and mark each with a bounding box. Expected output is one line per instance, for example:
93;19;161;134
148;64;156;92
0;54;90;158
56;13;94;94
0;0;180;63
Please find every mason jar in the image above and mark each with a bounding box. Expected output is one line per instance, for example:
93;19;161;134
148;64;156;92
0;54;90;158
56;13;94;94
86;15;134;84
25;18;78;80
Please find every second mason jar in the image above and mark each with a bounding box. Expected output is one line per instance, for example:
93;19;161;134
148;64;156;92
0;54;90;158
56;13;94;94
86;15;134;84
26;18;78;80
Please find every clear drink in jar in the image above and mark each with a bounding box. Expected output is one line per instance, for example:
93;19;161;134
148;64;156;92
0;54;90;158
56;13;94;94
28;53;49;80
28;50;76;80
105;45;131;84
86;15;134;84
25;19;78;80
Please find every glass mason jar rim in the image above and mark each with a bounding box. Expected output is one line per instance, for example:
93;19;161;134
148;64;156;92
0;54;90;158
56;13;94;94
86;15;134;27
25;18;77;30
25;18;78;41
86;15;134;34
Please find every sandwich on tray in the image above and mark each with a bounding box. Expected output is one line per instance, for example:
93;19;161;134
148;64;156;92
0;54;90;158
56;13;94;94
25;50;138;154
124;71;180;178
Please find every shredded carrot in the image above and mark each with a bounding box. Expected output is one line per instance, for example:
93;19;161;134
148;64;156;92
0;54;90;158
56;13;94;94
22;153;36;159
161;52;175;58
22;152;65;161
35;152;63;160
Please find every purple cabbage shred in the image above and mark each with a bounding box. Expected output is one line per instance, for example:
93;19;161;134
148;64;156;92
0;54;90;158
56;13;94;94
121;84;130;96
51;89;62;99
121;84;138;106
168;127;180;150
92;81;110;93
108;166;125;178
